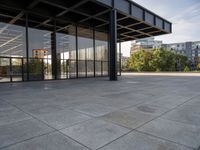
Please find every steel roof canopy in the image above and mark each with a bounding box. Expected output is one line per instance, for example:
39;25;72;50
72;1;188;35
0;0;171;42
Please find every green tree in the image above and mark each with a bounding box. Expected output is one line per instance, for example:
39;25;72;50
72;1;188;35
184;66;191;72
197;63;200;70
127;48;188;72
175;54;188;71
128;50;154;72
29;59;42;74
150;49;177;71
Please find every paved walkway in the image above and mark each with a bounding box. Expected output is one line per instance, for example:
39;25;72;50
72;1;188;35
123;72;200;76
0;75;200;150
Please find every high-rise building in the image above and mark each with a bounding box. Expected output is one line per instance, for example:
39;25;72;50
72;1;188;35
162;41;200;66
130;37;162;55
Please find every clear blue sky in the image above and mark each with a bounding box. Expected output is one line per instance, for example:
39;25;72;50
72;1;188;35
122;0;200;56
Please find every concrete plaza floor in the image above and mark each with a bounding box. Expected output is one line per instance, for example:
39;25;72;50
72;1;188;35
0;75;200;150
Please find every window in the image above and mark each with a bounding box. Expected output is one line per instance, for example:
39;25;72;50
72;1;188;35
95;30;108;76
78;26;93;77
0;22;26;57
56;25;76;79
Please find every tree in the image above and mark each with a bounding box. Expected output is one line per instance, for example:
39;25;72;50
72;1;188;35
128;50;154;71
126;48;188;72
184;66;191;72
150;48;177;71
197;63;200;70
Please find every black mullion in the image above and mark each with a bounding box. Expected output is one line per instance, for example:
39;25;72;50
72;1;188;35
25;13;29;81
93;28;96;78
75;25;78;78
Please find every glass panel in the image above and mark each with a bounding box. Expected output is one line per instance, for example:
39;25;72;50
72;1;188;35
103;61;108;76
57;59;67;79
95;61;101;76
0;57;10;82
69;59;76;78
44;58;52;80
56;25;76;79
78;60;86;78
11;58;22;81
95;30;108;76
0;21;25;82
0;23;26;57
28;58;43;81
28;20;53;80
87;60;94;77
23;58;28;81
78;27;93;78
117;43;120;75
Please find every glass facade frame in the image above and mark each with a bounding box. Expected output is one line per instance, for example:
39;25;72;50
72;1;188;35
0;13;114;83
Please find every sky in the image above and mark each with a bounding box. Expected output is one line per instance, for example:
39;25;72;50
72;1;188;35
122;0;200;57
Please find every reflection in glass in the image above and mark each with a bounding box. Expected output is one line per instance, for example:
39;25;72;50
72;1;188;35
28;27;52;80
95;30;108;76
0;23;26;57
117;42;122;75
0;58;10;82
78;27;93;77
0;22;26;82
11;58;23;81
0;18;109;82
56;25;76;79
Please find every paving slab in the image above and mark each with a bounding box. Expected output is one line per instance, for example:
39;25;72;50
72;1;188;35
69;103;117;117
101;110;156;129
61;119;130;149
1;132;89;150
186;96;200;106
0;110;32;126
99;131;192;150
145;95;192;109
162;104;200;126
0;101;32;126
20;102;70;116
98;98;143;109
0;118;54;148
125;104;169;116
1;76;200;149
34;109;91;130
137;118;200;149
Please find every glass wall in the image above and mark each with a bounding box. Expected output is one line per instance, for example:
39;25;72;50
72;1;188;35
56;25;76;79
0;16;109;83
95;30;108;76
28;26;52;80
0;58;10;82
0;21;26;82
0;23;26;57
77;27;94;78
117;42;122;76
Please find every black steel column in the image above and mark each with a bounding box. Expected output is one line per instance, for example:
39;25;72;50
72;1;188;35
109;9;117;81
51;21;57;80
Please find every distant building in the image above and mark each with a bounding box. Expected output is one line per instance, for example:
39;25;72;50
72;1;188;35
130;37;162;55
162;41;200;66
32;49;48;59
